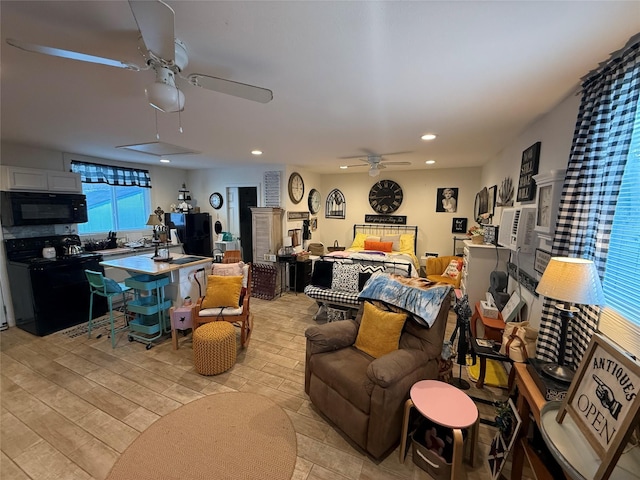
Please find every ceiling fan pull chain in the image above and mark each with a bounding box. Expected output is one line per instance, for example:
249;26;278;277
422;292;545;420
155;109;160;140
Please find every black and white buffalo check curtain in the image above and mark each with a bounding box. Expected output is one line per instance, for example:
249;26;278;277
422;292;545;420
71;161;152;188
536;34;640;367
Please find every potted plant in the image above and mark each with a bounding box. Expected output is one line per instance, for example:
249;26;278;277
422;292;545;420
468;213;490;244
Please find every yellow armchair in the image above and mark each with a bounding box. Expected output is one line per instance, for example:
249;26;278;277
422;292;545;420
426;255;463;289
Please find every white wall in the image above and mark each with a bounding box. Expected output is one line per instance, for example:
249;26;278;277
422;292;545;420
481;89;580;329
317;167;481;257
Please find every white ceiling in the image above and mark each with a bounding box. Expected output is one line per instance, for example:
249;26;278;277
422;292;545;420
2;1;639;174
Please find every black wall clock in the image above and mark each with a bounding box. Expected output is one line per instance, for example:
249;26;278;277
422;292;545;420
209;192;223;209
308;188;321;214
288;172;304;204
369;180;403;214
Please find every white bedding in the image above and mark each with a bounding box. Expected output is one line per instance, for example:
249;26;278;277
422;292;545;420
324;250;419;277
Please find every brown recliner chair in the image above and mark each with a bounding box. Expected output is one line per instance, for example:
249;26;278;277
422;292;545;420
304;295;450;460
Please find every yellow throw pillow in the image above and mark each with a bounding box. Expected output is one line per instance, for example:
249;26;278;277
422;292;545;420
202;275;243;308
350;232;369;249
354;302;407;358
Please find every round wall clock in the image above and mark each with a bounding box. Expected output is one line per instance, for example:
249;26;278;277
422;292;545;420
209;192;223;209
308;188;321;214
288;172;304;204
369;180;403;214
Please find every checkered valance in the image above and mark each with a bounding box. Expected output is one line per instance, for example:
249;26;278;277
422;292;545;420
536;34;640;368
71;161;152;188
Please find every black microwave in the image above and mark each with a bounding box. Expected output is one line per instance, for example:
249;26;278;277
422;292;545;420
1;191;88;226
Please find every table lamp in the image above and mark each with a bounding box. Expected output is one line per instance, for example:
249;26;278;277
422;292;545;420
146;214;163;256
535;257;604;383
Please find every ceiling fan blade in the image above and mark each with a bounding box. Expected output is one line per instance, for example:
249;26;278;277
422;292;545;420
379;151;412;157
380;161;412;166
6;38;141;71
343;164;369;168
129;0;175;63
187;73;273;103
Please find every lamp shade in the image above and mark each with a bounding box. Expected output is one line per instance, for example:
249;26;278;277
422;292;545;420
536;257;604;306
368;166;380;177
146;214;162;227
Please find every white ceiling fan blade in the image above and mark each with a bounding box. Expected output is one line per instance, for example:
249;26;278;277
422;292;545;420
129;0;175;63
343;164;369;168
6;38;141;71
187;73;273;103
381;161;412;166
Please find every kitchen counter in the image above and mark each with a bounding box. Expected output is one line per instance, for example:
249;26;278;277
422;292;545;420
100;252;210;275
92;245;183;257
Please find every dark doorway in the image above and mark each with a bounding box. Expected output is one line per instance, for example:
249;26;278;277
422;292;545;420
239;187;257;263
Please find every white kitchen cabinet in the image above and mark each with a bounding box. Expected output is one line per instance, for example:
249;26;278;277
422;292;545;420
461;240;511;309
1;166;82;193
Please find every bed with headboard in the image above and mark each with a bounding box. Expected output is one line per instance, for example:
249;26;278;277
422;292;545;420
322;224;420;276
304;224;421;317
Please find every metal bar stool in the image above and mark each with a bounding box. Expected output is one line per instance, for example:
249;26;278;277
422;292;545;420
85;270;132;348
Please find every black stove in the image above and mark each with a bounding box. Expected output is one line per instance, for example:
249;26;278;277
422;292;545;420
5;235;107;336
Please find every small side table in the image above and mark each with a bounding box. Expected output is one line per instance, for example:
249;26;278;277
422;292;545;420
400;380;479;479
470;301;505;343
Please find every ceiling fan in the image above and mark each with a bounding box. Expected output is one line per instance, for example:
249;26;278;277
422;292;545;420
340;151;412;177
6;0;273;113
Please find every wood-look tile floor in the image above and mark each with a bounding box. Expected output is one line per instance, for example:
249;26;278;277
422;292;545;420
1;293;533;480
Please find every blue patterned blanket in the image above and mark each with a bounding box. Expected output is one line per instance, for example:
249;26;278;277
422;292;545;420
358;274;451;327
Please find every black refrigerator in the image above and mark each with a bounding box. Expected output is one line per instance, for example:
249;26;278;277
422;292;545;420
165;212;212;257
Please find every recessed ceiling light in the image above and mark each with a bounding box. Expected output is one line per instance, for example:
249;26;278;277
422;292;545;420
340;165;348;169
251;150;263;155
425;160;436;165
160;158;170;163
421;133;437;141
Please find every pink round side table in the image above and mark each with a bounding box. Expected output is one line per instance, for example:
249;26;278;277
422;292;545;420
399;380;479;478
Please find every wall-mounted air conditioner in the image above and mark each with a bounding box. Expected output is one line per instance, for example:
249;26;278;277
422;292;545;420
497;206;537;254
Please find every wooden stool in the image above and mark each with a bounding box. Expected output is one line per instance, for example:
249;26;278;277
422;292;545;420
400;380;479;478
193;322;236;375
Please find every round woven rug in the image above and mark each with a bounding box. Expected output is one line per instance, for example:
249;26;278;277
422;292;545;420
106;392;297;480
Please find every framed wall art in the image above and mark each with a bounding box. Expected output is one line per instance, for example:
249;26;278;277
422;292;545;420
532;169;565;236
325;188;346;219
452;218;468;234
516;142;541;202
436;187;458;213
488;185;497;216
534;248;551;274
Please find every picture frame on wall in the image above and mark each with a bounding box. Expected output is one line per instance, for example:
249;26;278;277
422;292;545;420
436;187;459;213
488;185;497;216
534;248;551;274
516;142;541;202
452;218;467;234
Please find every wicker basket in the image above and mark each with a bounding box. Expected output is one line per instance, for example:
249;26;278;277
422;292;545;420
251;262;278;300
327;240;345;252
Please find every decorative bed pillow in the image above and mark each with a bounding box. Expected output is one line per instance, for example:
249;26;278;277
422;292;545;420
354;301;407;358
311;261;334;288
358;265;385;290
212;262;245;276
331;263;361;293
364;240;394;252
202;275;243;308
381;235;401;251
442;259;463;279
399;234;416;254
350;233;381;249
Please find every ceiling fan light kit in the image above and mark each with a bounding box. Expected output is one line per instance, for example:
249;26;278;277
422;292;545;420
7;0;272;117
145;67;185;112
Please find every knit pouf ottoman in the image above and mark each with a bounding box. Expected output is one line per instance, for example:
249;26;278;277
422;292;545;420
193;322;237;375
